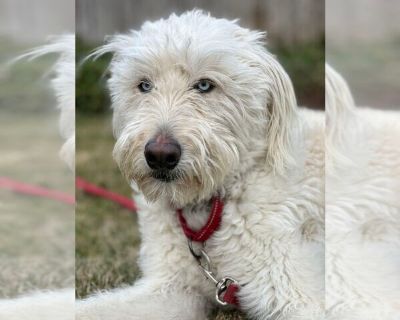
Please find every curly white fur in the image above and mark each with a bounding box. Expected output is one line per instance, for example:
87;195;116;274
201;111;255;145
78;11;324;320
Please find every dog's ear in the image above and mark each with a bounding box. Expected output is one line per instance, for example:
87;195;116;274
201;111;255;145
235;28;299;174
261;52;299;174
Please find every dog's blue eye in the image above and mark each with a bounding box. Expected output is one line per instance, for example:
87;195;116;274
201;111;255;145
195;79;214;93
138;80;153;93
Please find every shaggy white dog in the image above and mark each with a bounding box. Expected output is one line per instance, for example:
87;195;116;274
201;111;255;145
78;11;324;320
325;65;400;319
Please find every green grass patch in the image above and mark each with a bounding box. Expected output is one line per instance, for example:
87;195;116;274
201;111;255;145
76;114;140;298
276;40;325;108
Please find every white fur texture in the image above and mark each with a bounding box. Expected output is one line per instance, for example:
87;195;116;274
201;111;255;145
78;11;324;320
326;65;400;319
0;289;74;320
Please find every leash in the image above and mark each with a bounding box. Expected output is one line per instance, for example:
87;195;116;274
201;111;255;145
78;178;240;306
0;176;136;210
177;196;240;307
0;177;74;205
2;175;239;306
76;177;136;211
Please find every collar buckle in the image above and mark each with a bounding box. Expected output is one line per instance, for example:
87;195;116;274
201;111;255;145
187;240;240;307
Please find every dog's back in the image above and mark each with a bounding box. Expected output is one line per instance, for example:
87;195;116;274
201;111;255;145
326;65;400;319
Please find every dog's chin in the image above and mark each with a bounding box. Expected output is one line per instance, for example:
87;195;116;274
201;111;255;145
150;170;178;183
136;172;212;208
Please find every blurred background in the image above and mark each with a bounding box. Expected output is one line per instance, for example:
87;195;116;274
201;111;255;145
75;1;324;319
0;0;74;301
327;0;400;109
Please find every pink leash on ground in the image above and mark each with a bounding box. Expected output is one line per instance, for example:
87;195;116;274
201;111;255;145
76;177;137;211
0;176;136;211
0;176;75;205
1;176;238;305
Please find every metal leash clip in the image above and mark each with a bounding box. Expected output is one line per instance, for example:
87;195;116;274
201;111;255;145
188;240;239;306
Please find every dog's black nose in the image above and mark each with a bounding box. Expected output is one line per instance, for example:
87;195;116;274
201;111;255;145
144;136;181;170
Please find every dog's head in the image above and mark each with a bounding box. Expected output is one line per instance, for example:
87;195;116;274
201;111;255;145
93;10;298;206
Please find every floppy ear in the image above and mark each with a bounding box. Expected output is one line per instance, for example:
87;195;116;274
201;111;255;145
262;53;299;174
236;27;299;174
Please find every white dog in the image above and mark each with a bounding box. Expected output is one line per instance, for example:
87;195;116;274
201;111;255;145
326;65;400;319
78;11;324;320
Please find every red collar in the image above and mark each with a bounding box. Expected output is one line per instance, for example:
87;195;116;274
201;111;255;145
176;196;241;308
177;196;224;242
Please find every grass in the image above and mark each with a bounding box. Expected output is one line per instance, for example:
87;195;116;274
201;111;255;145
76;113;140;298
327;41;400;108
1;47;74;298
75;114;246;319
276;40;325;109
0;112;74;298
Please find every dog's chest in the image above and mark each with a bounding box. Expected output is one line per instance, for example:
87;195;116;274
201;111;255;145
135;165;324;310
178;174;324;307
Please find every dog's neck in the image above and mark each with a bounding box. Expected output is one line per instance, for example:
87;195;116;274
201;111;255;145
176;134;306;231
177;150;263;230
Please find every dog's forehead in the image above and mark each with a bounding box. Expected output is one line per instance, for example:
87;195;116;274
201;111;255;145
139;12;243;46
132;12;262;65
126;16;261;78
108;12;268;83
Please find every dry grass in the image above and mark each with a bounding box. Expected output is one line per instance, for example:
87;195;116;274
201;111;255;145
76;114;246;319
0;51;73;298
0;112;74;298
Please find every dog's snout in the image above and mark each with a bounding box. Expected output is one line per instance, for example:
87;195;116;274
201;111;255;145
144;136;181;170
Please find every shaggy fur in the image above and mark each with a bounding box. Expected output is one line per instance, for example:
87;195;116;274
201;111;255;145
0;289;74;320
77;11;324;320
326;65;400;319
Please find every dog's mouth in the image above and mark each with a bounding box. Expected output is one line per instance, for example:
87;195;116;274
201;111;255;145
151;170;178;183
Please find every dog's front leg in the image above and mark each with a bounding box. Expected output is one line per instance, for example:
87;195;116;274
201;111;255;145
76;277;209;320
